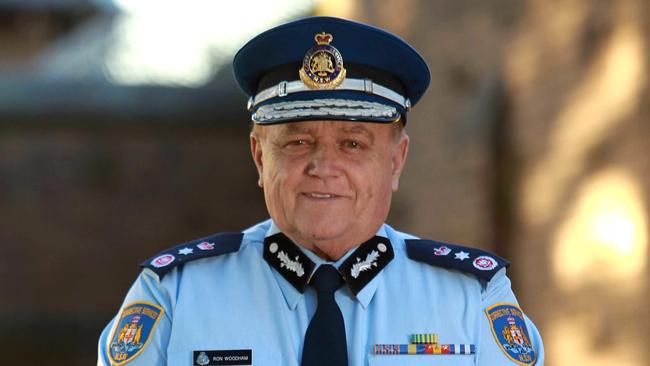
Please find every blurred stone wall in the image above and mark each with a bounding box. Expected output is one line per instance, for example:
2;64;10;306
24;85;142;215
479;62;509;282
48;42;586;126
1;1;648;365
506;1;649;365
0;123;268;365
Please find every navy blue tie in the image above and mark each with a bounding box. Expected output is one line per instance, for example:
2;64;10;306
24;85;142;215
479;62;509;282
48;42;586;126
301;264;348;366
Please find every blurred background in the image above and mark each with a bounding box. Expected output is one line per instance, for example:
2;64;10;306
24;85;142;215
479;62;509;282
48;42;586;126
0;0;648;365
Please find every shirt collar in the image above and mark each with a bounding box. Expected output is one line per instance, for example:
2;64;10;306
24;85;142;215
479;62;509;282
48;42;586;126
264;221;391;309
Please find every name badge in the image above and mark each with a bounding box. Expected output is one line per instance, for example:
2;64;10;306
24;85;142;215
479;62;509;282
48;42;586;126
193;350;252;366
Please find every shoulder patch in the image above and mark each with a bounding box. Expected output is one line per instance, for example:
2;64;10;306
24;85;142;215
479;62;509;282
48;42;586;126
485;303;537;365
108;301;164;365
405;239;509;281
140;232;243;278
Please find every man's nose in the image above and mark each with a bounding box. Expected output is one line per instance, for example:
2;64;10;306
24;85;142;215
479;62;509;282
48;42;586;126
306;143;342;178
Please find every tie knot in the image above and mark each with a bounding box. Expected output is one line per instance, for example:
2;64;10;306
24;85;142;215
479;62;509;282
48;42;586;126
310;265;344;293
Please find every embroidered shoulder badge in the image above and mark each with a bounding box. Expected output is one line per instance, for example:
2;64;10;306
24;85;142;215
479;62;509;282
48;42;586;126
485;303;536;365
108;301;164;365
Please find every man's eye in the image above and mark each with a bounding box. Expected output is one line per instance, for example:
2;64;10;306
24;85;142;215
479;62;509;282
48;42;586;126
286;139;309;147
343;140;362;149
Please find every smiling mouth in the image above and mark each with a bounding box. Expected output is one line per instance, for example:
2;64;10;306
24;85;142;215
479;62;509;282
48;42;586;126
304;192;340;199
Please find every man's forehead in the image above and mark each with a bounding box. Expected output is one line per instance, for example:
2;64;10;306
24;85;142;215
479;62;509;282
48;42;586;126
272;121;377;136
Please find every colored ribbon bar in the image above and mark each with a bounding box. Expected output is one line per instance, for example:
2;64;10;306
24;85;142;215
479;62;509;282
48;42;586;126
373;344;475;355
409;333;439;344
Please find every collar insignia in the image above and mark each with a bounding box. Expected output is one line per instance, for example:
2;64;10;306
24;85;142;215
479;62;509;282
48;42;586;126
339;236;394;296
264;233;316;293
299;32;347;89
264;233;393;296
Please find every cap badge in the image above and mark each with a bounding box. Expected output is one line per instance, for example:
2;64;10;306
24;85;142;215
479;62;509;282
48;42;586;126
299;32;347;89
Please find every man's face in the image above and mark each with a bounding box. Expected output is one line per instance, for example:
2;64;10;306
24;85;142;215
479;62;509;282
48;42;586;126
250;120;409;259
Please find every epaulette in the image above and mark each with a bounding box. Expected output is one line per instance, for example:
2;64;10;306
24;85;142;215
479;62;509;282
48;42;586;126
405;239;510;282
140;232;244;278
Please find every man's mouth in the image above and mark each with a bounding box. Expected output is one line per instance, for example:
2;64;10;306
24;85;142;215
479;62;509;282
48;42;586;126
304;192;340;199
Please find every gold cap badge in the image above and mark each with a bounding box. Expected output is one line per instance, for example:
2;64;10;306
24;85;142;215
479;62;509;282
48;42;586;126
299;32;347;89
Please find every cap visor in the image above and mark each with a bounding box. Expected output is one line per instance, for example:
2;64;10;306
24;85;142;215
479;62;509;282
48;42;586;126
252;98;401;124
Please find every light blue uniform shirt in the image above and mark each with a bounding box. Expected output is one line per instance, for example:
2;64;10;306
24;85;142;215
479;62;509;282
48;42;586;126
98;219;544;365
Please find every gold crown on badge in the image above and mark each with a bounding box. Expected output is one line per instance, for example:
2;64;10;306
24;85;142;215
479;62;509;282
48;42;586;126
299;32;347;89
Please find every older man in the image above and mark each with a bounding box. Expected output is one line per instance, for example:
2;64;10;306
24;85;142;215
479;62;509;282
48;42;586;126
98;16;544;366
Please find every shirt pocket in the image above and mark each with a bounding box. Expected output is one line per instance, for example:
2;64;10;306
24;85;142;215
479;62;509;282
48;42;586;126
369;355;475;366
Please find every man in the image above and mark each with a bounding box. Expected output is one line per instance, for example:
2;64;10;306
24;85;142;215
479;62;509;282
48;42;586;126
98;16;544;366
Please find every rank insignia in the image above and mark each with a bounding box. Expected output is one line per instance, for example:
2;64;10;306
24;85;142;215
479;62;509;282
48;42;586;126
485;303;536;365
433;245;451;256
299;32;347;89
339;236;394;296
264;233;315;293
141;232;243;279
108;301;164;365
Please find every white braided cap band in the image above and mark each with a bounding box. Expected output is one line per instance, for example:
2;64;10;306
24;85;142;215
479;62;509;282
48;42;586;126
252;98;400;124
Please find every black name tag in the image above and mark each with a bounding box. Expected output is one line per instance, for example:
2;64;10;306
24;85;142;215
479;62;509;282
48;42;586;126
193;350;252;366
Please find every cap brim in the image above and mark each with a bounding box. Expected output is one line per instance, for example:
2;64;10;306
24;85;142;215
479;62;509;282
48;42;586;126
252;98;402;124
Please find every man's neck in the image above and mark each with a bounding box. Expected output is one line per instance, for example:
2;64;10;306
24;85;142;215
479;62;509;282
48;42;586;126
283;227;382;261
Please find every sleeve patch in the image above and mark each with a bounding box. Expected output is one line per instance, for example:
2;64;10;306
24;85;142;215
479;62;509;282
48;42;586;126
140;232;244;278
107;301;164;365
405;239;509;281
485;303;537;365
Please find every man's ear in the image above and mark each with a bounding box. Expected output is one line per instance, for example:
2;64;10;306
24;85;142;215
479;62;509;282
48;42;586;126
250;132;264;187
391;134;410;191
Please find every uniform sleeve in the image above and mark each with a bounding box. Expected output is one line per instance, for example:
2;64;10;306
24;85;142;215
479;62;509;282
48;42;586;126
475;268;544;366
97;268;178;366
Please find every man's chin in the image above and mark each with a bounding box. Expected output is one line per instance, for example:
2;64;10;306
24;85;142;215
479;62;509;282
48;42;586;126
291;221;349;242
301;228;346;242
